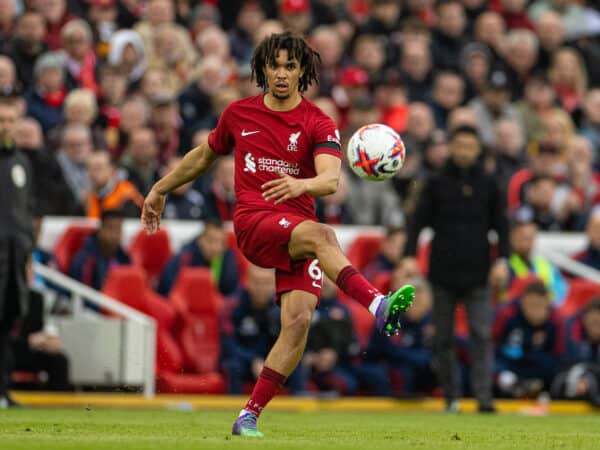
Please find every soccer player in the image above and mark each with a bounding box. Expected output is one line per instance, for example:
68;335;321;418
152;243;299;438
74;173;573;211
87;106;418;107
141;32;415;437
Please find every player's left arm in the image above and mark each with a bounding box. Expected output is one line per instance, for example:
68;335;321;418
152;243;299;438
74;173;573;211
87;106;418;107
262;154;341;205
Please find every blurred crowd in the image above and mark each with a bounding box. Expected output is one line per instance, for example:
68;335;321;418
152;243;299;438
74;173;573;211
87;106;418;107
3;0;600;403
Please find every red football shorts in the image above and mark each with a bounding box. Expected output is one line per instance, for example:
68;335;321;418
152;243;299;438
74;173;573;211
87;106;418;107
234;210;323;302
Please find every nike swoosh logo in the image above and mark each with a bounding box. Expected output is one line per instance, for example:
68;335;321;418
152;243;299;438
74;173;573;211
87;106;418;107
241;130;260;136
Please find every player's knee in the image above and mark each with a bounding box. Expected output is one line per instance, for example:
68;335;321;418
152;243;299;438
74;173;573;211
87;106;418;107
308;224;337;249
283;309;313;338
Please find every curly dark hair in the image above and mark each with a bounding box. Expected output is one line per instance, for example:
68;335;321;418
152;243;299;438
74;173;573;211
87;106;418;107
251;31;321;93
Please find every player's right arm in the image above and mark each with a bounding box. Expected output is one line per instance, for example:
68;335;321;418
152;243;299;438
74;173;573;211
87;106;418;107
142;142;219;234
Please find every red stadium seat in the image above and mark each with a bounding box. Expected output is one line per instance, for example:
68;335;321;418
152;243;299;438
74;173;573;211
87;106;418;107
169;268;222;374
338;292;375;349
373;272;391;293
346;234;384;271
227;231;250;286
559;278;600;318
129;228;172;286
53;225;96;273
156;371;225;394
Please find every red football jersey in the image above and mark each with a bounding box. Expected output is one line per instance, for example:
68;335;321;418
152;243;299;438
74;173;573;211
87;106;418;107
208;94;341;219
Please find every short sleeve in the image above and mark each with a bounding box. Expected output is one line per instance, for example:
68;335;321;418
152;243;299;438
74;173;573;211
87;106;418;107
312;109;342;159
208;104;235;155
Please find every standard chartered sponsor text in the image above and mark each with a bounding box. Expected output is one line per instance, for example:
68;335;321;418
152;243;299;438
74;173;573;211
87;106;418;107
258;157;300;175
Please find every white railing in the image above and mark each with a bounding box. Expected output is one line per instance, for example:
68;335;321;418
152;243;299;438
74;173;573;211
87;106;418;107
33;262;156;398
535;246;600;284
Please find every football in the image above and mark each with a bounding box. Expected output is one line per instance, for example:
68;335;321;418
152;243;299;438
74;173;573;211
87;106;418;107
346;123;406;181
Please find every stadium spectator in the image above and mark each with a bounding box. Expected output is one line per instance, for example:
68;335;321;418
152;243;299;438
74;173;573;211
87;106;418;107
47;88;106;150
565;136;600;225
157;218;239;297
515;71;556;145
150;23;196;94
534;11;565;72
133;0;176;57
69;209;131;291
55;124;92;209
507;205;567;304
489;118;528;195
351;34;386;80
109;97;149;159
311;26;344;97
149;95;189;165
579;89;600;159
468;69;520;148
161;156;206;221
503;29;539;100
0;55;17;95
460;42;492;102
549;47;587;114
0;0;15;43
400;40;433;104
403;102;435;154
573;209;600;271
430;0;468;72
139;66;172;103
201;155;236;222
86;0;119;58
60;19;98;94
36;0;77;51
493;280;565;397
315;169;354;225
229;1;265;65
473;11;506;64
119;127;160;196
366;277;436;396
86;150;143;218
107;29;145;88
524;175;578;231
428;70;465;130
278;0;313;36
363;226;407;283
1;11;47;91
10;265;71;391
306;276;388;396
25;51;66;133
404;124;509;413
221;264;305;394
494;0;534;31
552;298;600;406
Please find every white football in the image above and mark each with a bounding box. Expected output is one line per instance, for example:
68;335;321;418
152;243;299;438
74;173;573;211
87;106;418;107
346;123;406;181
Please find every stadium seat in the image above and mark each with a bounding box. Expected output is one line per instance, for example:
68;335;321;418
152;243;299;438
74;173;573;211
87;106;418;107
169;268;223;375
53;225;96;273
227;231;250;286
346;234;384;271
559;278;600;318
129;228;172;286
156;371;225;394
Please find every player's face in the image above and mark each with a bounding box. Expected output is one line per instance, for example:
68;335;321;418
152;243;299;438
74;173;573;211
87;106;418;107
264;49;304;100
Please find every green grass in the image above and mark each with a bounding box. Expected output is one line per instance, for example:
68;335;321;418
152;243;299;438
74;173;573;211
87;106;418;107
0;409;598;450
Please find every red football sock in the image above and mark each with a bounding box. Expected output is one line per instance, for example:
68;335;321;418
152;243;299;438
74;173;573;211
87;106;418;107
335;265;382;309
244;366;287;417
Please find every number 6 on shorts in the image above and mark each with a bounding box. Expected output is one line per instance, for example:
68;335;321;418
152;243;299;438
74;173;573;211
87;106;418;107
308;259;322;288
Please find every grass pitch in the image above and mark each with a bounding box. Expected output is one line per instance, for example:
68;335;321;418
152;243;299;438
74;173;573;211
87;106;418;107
0;409;598;450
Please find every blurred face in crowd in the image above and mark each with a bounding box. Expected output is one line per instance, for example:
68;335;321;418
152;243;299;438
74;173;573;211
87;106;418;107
586;213;600;251
87;151;114;190
372;0;401;27
89;1;117;24
347;103;381;134
62;22;92;61
0;101;18;143
280;9;311;36
146;0;174;26
448;107;479;131
521;291;551;326
100;69;127;106
464;53;490;87
141;68;170;100
121;43;139;70
583;89;600;125
65;97;96;126
474;12;505;49
253;20;284;45
37;66;64;93
62;126;92;163
0;56;15;90
196;26;230;61
311;27;343;68
154;25;185;66
0;0;15;24
353;35;385;74
583;307;600;343
425;136;450;169
36;0;66;24
16;12;46;47
407;102;434;141
127;128;157;166
551;49;582;88
120;100;148;132
495;119;524;157
510;222;537;257
450;131;480;168
529;178;555;211
400;40;431;81
433;73;464;110
437;1;466;38
567;136;593;169
151;103;178;134
382;229;406;264
501;0;527;13
98;215;123;257
197;223;226;261
246;265;275;309
214;156;235;195
14;118;43;149
541;113;572;151
524;78;555;110
197;56;226;93
536;12;564;51
237;3;265;35
505;34;538;75
483;86;510;114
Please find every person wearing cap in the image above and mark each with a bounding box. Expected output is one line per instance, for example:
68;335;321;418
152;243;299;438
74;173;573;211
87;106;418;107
493;280;565;398
403;124;509;413
507;205;567;304
278;0;312;35
468;69;521;147
25;51;66;133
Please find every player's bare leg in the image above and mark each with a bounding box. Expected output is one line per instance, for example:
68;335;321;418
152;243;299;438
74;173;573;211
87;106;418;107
289;221;414;335
233;290;317;437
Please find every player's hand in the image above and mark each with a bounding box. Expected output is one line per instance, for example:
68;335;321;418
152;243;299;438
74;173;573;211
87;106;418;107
141;188;166;234
262;172;308;205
